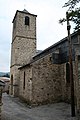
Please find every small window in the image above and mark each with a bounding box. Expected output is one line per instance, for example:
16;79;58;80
11;74;13;95
66;63;70;83
25;16;29;25
23;71;25;89
11;75;13;85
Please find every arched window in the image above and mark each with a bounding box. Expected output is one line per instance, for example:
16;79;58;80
25;16;29;25
66;63;70;83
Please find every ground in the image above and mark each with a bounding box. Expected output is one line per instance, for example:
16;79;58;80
1;93;78;120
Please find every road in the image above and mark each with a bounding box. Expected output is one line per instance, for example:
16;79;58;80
1;93;78;120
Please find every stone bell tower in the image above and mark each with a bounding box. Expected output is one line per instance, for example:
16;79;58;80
9;9;37;96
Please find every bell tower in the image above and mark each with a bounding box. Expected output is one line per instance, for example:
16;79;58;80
10;9;37;96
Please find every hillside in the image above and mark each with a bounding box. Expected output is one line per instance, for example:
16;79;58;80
0;72;10;78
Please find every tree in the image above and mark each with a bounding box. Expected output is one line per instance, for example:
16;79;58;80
2;73;10;78
59;0;80;31
63;0;80;10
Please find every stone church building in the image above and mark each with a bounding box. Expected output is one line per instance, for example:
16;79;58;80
9;9;80;111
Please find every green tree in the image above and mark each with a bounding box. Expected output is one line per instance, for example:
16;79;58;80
59;0;80;31
63;0;80;10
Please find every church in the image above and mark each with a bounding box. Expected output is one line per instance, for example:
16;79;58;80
9;9;80;112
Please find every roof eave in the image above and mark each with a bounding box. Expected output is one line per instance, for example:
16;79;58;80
12;10;37;23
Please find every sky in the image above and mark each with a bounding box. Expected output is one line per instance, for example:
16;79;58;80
0;0;74;72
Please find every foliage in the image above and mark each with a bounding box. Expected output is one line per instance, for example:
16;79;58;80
59;0;80;31
63;0;80;10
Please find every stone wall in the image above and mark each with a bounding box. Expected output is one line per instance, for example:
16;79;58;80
32;56;78;105
19;66;32;104
60;63;71;103
19;52;77;105
9;65;20;97
11;11;36;66
10;10;37;97
12;11;36;40
74;48;80;113
60;61;78;104
31;53;62;105
11;37;36;66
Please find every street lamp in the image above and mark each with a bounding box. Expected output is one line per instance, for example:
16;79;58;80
66;12;75;117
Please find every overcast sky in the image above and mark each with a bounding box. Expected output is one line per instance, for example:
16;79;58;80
0;0;74;72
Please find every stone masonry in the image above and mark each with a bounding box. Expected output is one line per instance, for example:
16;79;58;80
18;31;80;110
19;52;77;106
9;10;37;96
9;9;80;113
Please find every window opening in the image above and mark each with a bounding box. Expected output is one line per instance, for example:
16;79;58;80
66;63;70;83
23;71;25;89
25;16;29;25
